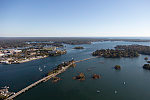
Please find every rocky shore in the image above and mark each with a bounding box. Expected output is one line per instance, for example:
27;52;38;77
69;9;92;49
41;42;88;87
73;46;84;49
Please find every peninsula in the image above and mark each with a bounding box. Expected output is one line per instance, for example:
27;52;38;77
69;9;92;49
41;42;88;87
0;46;66;65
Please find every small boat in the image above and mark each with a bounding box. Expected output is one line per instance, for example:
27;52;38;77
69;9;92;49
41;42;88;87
2;86;9;89
97;90;100;93
114;90;117;94
44;65;46;68
39;67;43;71
123;82;126;85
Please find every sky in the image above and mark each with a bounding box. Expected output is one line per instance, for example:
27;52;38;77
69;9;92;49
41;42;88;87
0;0;150;37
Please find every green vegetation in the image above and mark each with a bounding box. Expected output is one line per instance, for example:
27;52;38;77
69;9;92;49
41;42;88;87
115;45;150;55
114;65;121;70
147;61;150;63
92;74;101;79
72;72;85;81
1;37;150;49
52;77;61;83
73;46;84;49
47;60;75;76
144;57;149;61
0;47;67;64
143;64;150;70
92;49;139;58
0;95;7;100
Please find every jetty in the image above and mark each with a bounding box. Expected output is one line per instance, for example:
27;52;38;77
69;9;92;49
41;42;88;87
6;56;98;100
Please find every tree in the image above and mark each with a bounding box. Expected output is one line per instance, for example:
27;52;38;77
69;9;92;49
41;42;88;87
144;57;148;61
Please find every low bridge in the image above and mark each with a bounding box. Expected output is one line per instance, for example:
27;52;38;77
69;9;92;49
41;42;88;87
6;56;98;100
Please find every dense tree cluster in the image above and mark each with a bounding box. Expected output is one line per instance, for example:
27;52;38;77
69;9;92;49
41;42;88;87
47;60;75;75
143;64;150;70
1;37;150;49
92;74;101;79
114;65;121;70
73;46;84;49
72;72;85;81
115;45;150;55
92;49;139;58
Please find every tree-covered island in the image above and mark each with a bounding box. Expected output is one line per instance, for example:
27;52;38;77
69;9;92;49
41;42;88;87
115;45;150;55
73;46;84;49
92;49;139;58
93;45;150;58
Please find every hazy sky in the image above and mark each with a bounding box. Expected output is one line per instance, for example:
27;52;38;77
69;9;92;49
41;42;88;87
0;0;150;37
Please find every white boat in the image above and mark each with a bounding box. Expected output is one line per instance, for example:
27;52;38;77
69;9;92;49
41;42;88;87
123;82;126;85
97;90;100;93
39;67;43;71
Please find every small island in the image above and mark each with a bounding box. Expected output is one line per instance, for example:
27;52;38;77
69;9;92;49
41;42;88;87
144;57;149;61
147;61;150;63
72;72;85;81
92;74;101;79
52;77;61;83
115;45;150;55
114;65;121;70
73;46;84;49
143;64;150;70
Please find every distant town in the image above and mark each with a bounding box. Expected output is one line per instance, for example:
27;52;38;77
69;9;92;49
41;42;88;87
0;44;66;64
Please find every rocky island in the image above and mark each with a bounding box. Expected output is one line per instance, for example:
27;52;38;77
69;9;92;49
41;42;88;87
92;74;101;79
144;57;149;61
114;65;121;70
147;61;150;63
143;64;150;70
73;46;84;49
72;72;85;81
52;77;61;83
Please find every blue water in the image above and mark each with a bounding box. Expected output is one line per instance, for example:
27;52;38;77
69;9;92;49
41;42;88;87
0;41;150;100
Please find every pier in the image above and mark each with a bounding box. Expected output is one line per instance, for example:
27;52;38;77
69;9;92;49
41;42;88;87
6;57;98;100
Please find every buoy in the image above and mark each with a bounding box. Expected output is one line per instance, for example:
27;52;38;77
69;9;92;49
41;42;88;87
123;82;126;85
114;90;117;94
97;90;100;93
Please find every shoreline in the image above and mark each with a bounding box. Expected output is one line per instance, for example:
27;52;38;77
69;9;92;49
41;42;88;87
6;61;75;100
0;56;48;65
6;57;97;100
